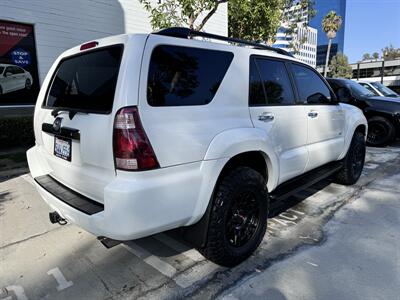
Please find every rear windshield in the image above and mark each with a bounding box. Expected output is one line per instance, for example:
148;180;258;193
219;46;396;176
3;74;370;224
147;45;233;106
45;45;123;113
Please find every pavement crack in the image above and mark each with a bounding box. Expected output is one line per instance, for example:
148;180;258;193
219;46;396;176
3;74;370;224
0;226;66;250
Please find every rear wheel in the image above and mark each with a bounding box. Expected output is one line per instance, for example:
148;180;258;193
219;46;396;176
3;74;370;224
367;116;395;147
25;78;32;90
335;131;366;185
199;167;269;267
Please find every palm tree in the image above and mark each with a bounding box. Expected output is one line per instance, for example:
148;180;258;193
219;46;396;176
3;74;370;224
322;11;343;77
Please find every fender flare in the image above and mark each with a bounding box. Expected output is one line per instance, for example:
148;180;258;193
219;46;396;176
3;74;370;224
204;127;279;192
181;128;280;247
339;105;368;159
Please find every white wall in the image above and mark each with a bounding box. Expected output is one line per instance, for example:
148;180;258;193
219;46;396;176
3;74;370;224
0;0;227;83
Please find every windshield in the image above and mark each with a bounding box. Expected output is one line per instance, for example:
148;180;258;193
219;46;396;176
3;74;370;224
370;82;399;97
359;83;379;96
347;80;375;97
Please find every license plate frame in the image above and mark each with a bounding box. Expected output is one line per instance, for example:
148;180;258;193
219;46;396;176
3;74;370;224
54;136;72;161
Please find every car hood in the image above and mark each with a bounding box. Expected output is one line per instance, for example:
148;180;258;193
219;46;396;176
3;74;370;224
361;96;400;114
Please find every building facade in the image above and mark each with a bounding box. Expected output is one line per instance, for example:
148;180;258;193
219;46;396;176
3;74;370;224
309;0;347;66
0;0;228;116
273;3;318;67
351;59;400;92
273;25;317;67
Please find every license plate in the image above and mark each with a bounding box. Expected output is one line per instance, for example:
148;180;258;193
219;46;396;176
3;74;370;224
54;136;72;161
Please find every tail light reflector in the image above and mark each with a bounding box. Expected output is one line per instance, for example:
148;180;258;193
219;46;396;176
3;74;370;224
113;106;159;171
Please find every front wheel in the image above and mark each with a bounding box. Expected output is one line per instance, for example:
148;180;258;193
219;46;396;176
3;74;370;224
199;167;269;267
334;131;366;185
367;116;395;147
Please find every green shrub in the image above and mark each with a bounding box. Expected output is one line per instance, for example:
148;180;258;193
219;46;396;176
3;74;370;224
0;116;35;148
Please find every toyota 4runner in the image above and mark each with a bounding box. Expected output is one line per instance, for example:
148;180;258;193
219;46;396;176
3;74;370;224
27;28;367;267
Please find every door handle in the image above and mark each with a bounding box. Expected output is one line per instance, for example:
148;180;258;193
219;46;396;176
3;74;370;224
308;111;318;118
258;112;275;122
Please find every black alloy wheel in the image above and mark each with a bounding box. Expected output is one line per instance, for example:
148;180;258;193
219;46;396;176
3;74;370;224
225;190;261;248
367;116;395;147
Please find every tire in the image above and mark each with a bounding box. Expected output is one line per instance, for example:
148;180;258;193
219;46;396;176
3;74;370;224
199;167;269;267
367;116;395;147
334;131;366;185
25;78;32;90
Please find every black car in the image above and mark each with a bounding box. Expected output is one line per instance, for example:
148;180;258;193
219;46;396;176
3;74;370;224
327;78;400;147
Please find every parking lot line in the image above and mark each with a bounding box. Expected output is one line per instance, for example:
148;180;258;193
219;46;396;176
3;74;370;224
154;234;204;262
121;242;177;278
173;261;220;289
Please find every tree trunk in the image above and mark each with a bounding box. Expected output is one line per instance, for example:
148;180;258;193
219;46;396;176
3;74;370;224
324;38;332;77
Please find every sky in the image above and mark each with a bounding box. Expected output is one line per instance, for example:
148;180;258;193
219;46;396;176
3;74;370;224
344;0;400;63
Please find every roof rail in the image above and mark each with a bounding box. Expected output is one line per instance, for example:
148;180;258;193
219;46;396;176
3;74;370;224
153;27;294;58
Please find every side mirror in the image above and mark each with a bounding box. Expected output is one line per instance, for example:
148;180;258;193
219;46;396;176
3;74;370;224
5;72;12;77
337;87;352;103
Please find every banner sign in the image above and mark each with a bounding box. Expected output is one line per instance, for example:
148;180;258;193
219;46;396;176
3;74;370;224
0;20;40;105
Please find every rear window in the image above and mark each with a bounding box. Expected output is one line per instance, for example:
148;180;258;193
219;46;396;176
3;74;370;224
0;67;4;74
45;45;123;113
147;45;233;106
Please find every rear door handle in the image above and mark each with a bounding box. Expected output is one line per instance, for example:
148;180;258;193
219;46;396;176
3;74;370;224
258;112;275;122
308;111;318;118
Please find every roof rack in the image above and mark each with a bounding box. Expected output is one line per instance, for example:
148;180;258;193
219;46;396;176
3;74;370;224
153;27;294;58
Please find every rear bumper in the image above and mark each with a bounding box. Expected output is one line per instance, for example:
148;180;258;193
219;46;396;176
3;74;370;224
27;146;227;240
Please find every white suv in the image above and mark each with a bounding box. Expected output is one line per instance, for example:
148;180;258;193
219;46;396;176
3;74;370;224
27;28;367;266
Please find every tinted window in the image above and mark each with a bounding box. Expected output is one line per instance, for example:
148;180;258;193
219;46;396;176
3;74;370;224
249;58;295;105
249;59;266;105
11;66;23;74
46;46;123;113
147;45;233;106
292;64;333;104
0;67;4;74
5;67;14;74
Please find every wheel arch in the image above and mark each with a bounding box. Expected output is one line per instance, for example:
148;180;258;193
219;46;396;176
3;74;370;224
338;108;368;159
182;128;278;248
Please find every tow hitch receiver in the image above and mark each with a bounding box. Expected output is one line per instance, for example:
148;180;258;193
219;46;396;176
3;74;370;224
49;211;67;225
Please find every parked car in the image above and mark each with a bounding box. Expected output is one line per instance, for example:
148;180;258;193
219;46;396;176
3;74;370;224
0;63;33;95
27;28;367;267
358;81;400;98
327;78;400;146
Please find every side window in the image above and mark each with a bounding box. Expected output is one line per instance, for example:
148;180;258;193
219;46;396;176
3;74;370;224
147;45;233;106
292;64;333;104
5;67;14;75
15;67;24;74
255;58;295;105
249;58;266;105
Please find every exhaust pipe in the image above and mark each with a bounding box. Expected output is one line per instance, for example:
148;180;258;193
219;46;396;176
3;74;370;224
49;211;67;225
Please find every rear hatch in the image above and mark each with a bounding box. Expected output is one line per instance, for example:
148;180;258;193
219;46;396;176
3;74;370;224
33;39;127;203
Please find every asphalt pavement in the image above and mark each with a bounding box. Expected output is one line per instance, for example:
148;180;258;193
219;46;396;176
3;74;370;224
0;144;399;300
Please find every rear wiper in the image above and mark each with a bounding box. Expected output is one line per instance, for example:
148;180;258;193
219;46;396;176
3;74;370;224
51;108;88;120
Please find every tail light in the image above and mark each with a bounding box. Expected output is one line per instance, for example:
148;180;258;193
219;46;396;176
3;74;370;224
113;106;159;171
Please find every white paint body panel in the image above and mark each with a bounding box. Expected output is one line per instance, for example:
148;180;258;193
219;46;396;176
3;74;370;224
27;32;367;241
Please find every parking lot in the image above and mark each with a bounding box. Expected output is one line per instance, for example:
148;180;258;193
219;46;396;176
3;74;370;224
1;144;399;300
